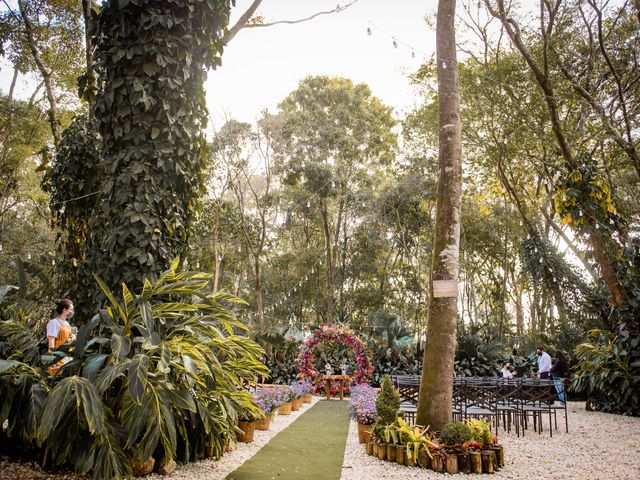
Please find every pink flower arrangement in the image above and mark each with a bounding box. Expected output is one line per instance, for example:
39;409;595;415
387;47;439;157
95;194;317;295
296;325;373;391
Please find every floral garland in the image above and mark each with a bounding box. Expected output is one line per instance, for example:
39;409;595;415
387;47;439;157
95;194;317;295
297;325;373;389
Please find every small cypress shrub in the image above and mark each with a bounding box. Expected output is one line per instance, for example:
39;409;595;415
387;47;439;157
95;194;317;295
440;421;473;446
375;374;401;425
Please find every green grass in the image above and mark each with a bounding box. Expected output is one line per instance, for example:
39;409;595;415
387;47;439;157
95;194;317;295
227;400;350;480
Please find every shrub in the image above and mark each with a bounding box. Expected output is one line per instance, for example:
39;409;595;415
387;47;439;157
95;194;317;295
439;421;472;446
375;374;400;425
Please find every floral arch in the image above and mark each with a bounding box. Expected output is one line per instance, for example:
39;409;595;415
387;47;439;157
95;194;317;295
297;325;373;387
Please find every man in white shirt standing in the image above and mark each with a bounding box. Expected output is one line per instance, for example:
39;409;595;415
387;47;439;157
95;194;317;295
535;346;552;380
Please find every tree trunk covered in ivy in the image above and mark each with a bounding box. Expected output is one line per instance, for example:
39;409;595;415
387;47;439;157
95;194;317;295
416;0;462;431
82;0;233;302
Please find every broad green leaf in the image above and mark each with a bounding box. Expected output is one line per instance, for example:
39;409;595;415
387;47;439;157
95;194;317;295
95;360;131;394
82;354;109;381
111;333;131;359
128;354;149;404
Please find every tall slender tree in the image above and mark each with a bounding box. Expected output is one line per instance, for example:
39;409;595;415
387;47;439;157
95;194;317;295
416;0;463;431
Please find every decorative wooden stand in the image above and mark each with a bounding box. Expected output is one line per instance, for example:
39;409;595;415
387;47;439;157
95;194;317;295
318;375;351;400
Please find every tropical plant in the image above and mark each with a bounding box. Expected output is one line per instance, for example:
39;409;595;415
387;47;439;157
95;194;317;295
464;418;495;448
0;258;57;363
256;326;303;384
454;334;502;377
0;260;268;479
572;329;640;416
393;417;439;461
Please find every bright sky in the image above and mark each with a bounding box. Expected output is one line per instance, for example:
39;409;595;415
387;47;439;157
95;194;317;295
0;0;438;125
206;0;438;125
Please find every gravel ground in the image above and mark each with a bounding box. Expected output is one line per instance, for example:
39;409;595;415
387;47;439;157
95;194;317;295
340;401;640;480
3;400;640;479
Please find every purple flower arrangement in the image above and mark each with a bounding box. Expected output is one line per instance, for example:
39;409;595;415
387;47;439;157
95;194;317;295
299;380;313;395
290;381;308;399
253;389;277;415
348;383;377;425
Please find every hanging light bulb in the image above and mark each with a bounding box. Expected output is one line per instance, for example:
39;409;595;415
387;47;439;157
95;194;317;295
393;39;398;48
412;50;416;58
27;253;32;260
59;204;65;214
367;27;372;36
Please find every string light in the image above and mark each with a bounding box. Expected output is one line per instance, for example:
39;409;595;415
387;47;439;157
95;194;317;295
365;21;428;58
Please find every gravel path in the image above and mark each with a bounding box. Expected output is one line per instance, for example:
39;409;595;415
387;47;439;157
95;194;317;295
340;401;640;480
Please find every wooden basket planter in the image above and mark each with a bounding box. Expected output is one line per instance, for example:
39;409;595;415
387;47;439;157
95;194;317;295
236;421;256;443
364;443;504;475
278;401;292;415
291;398;304;411
255;413;274;431
303;393;313;403
357;423;372;444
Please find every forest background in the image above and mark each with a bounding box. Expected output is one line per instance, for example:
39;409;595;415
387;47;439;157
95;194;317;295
0;0;639;417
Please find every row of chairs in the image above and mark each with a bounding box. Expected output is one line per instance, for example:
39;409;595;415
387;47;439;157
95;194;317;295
392;375;568;437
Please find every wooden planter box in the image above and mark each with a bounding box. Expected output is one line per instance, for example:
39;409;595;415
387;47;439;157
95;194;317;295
366;442;374;456
303;393;313;403
364;442;505;475
278;401;292;415
418;449;431;469
291;398;304;411
376;443;387;460
386;444;397;462
357;423;372;444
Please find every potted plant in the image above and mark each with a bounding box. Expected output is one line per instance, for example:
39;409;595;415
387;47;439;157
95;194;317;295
348;384;376;443
237;410;262;443
253;389;277;430
276;386;293;415
290;382;305;410
301;380;313;403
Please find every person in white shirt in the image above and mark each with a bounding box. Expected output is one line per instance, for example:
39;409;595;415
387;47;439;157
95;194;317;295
535;346;552;380
501;362;514;379
46;299;76;375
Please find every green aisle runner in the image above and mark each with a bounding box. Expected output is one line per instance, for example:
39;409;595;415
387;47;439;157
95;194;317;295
227;400;350;480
